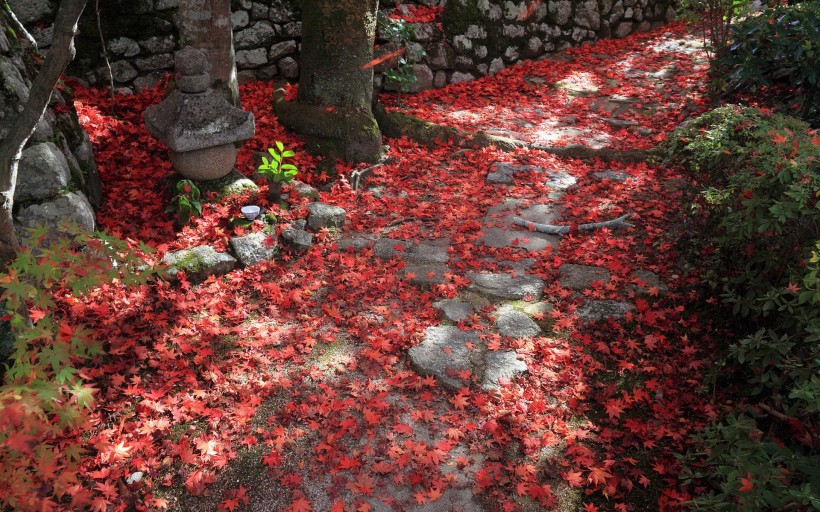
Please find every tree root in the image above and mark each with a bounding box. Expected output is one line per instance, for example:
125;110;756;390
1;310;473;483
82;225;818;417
373;103;648;163
513;214;634;235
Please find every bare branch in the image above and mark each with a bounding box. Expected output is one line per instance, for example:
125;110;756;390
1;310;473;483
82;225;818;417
513;214;634;235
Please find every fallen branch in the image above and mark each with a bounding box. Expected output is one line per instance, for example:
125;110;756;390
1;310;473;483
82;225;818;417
513;213;634;235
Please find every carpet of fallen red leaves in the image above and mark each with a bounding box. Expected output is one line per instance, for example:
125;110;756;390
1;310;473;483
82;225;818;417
8;23;732;512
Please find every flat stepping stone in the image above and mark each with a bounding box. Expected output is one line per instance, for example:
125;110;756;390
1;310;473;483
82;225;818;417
576;300;635;323
433;300;475;322
559;264;611;290
400;262;449;286
486;162;541;185
497;258;537;271
410;325;529;391
408;326;483;390
593;170;632;182
407;488;487;511
405;241;449;264
337;234;376;252
494;305;542;338
482;351;528;390
163;245;237;283
306;202;346;230
479;228;557;251
229;232;277;267
467;272;544;301
440;445;486;487
543;168;577;191
374;238;412;259
631;269;668;295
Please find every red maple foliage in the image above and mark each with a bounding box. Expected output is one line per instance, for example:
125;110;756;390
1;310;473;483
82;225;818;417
0;22;728;511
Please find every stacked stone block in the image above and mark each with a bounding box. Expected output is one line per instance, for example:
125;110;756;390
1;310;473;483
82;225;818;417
9;0;675;93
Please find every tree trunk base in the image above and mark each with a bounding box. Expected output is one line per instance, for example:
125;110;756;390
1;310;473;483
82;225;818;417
274;100;383;164
373;104;648;163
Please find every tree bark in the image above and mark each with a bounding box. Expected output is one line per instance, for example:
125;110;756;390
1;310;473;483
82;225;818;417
0;0;88;269
178;0;239;105
275;0;383;163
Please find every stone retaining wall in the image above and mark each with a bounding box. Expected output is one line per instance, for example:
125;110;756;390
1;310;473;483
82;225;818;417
10;0;675;93
0;9;100;241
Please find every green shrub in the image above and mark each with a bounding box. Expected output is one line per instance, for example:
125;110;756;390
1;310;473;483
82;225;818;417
682;414;820;511
722;2;820;124
660;105;819;509
0;226;155;510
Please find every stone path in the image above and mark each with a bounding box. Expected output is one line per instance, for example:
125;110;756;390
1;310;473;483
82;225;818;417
164;146;670;512
164;30;697;512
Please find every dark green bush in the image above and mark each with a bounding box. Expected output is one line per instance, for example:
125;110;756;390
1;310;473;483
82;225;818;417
660;105;819;510
722;2;820;124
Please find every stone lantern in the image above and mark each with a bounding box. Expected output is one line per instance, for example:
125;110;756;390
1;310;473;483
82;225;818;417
145;46;255;181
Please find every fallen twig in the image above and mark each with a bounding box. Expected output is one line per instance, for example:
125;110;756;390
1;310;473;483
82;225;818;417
513;213;634;235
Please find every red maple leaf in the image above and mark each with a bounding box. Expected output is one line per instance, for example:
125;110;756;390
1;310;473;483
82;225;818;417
738;474;755;493
289;497;313;512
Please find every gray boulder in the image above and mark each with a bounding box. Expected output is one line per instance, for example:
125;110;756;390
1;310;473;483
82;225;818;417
291;180;319;199
307;202;345;231
235;48;268;69
138;35;176;54
281;227;313;253
108;37;141;57
268;40;297;62
162;245;237;283
277;57;299;78
234;20;276;50
230;232;277;267
110;61;138;83
15;191;96;237
15;142;71;203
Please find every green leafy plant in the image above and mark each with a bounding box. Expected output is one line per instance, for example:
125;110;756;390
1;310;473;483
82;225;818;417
721;2;820;124
257;141;297;203
682;414;820;511
377;12;427;99
167;179;202;227
0;225;155;510
661;106;819;510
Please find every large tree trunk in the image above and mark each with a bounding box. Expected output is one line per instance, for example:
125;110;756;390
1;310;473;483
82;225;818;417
274;0;383;163
178;0;239;105
0;0;88;269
